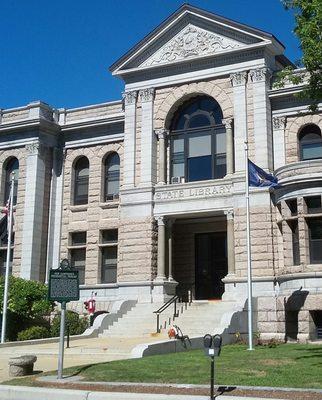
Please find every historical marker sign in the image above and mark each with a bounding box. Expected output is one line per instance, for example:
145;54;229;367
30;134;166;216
48;260;79;303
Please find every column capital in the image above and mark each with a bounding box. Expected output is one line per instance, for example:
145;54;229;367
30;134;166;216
156;215;165;226
249;67;272;83
139;88;155;103
122;90;138;105
155;128;169;140
272;116;286;130
25;141;40;155
224;209;234;220
230;71;248;87
222;117;233;129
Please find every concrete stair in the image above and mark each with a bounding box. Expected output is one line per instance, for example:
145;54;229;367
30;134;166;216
99;299;244;339
99;302;177;338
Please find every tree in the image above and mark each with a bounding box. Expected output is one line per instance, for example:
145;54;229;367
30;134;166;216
275;0;322;110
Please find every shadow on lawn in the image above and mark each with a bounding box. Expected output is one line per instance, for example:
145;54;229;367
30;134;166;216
64;363;96;378
214;386;236;398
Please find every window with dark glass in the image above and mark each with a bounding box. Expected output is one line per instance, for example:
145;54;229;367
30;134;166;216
0;249;13;277
299;124;322;161
104;153;120;201
73;157;89;205
289;221;300;265
170;96;226;183
100;229;118;283
4;158;19;206
308;218;322;264
305;196;322;214
70;232;86;284
286;199;298;216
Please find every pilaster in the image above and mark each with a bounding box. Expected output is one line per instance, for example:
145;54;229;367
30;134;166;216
139;88;156;187
272;116;286;170
230;71;248;173
222;117;234;175
156;216;166;281
21;141;46;280
122;90;137;188
155;129;169;185
225;209;235;275
249;67;273;170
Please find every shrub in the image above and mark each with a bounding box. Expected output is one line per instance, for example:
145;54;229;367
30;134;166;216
17;326;50;341
0;276;53;341
51;311;89;337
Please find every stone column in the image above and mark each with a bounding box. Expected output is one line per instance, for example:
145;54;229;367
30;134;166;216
155;129;169;185
139;88;156;186
156;216;166;281
272;116;286;170
222;117;234;175
122;90;137;188
21;141;46;280
45;147;64;281
249;67;273;170
167;219;175;281
230;71;248;173
225;209;235;275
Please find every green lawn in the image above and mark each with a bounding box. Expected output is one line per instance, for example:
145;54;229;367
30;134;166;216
5;344;322;389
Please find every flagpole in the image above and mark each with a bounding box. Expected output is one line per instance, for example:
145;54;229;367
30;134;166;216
1;173;15;343
245;140;253;351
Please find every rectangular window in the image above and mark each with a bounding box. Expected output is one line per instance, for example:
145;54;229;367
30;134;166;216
308;218;322;264
290;221;300;265
0;249;13;277
69;232;86;284
305;196;322;214
286;199;298;216
171;136;185;179
100;229;118;284
187;134;212;182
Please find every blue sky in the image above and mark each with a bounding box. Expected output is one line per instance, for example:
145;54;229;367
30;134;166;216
0;0;300;110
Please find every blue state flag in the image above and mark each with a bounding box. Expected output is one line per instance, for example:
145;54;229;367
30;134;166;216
248;159;279;188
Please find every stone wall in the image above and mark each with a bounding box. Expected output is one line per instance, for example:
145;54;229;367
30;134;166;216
61;142;123;285
284;114;322;164
118;217;157;282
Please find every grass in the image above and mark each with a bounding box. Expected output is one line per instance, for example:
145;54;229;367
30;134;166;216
4;344;322;389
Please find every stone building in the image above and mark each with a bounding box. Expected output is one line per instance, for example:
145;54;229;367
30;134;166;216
0;5;321;341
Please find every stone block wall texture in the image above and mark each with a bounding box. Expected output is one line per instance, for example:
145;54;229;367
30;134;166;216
65;102;123;123
0;148;27;276
234;204;276;278
284;114;322;164
61;142;123;285
118;217;157;282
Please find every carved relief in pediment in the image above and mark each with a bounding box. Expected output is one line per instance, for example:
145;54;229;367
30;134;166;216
141;24;243;67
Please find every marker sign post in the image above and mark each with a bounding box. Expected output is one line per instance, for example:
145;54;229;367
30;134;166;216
48;259;79;379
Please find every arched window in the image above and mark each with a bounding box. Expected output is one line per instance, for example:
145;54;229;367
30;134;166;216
299;124;322;161
4;158;19;206
73;157;89;205
104;153;120;201
170;96;225;183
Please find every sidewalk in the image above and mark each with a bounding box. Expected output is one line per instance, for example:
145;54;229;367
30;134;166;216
0;385;288;400
0;335;161;382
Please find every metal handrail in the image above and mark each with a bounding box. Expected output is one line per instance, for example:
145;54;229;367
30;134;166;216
153;295;179;333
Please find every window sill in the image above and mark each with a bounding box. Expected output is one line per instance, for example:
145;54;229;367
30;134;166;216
70;205;88;212
99;201;119;209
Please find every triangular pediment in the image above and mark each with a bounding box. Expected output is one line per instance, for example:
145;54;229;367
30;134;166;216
140;24;245;68
110;4;285;76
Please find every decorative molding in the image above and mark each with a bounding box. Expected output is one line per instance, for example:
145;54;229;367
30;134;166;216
122;91;138;106
156;216;165;226
272;116;286;130
141;24;242;67
25;141;40;155
222;117;233;129
139;88;155;102
155;129;169;140
249;67;272;83
224;209;234;220
230;71;248;87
